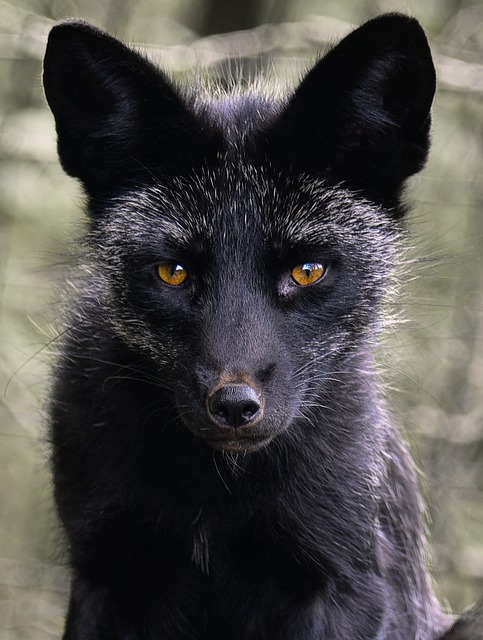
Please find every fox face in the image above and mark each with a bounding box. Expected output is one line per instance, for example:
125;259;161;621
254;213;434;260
90;171;397;453
43;15;434;455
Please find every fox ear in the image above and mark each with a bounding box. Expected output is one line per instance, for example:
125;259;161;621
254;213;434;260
43;21;208;195
266;14;436;205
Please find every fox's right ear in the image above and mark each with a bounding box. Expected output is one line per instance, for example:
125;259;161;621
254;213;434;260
43;21;210;195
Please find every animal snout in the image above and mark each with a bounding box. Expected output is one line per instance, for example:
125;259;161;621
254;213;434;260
207;384;263;429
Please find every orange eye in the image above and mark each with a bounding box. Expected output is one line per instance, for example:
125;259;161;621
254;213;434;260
291;262;326;286
157;262;188;286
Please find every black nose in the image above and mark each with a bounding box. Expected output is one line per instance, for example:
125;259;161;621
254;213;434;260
207;385;262;429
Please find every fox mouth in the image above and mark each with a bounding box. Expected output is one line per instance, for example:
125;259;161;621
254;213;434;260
204;432;275;453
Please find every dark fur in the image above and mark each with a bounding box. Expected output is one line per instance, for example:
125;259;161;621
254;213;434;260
43;14;480;639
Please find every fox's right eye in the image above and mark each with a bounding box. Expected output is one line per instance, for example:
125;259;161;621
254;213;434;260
157;262;188;286
291;262;327;287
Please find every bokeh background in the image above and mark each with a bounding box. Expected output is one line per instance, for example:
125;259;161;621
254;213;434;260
1;0;482;637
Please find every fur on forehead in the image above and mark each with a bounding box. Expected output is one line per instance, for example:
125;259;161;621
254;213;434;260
192;84;285;143
95;167;400;257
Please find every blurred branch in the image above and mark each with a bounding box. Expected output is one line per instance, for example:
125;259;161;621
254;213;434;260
0;558;69;592
0;0;51;59
1;1;483;94
437;54;483;93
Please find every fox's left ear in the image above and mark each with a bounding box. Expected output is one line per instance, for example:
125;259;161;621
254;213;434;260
265;14;436;206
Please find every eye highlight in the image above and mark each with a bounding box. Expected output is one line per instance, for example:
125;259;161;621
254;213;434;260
157;262;188;286
291;262;327;287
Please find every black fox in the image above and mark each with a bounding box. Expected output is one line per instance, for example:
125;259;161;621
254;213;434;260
43;13;481;640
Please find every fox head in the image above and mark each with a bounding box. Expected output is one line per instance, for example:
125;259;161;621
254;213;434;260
43;14;435;452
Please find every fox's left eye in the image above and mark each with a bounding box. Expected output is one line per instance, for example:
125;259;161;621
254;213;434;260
291;262;327;286
157;262;188;286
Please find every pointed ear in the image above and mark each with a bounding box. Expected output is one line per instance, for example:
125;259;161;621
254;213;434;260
43;21;211;195
265;14;436;206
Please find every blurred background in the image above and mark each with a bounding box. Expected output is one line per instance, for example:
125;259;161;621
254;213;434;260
0;0;482;637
